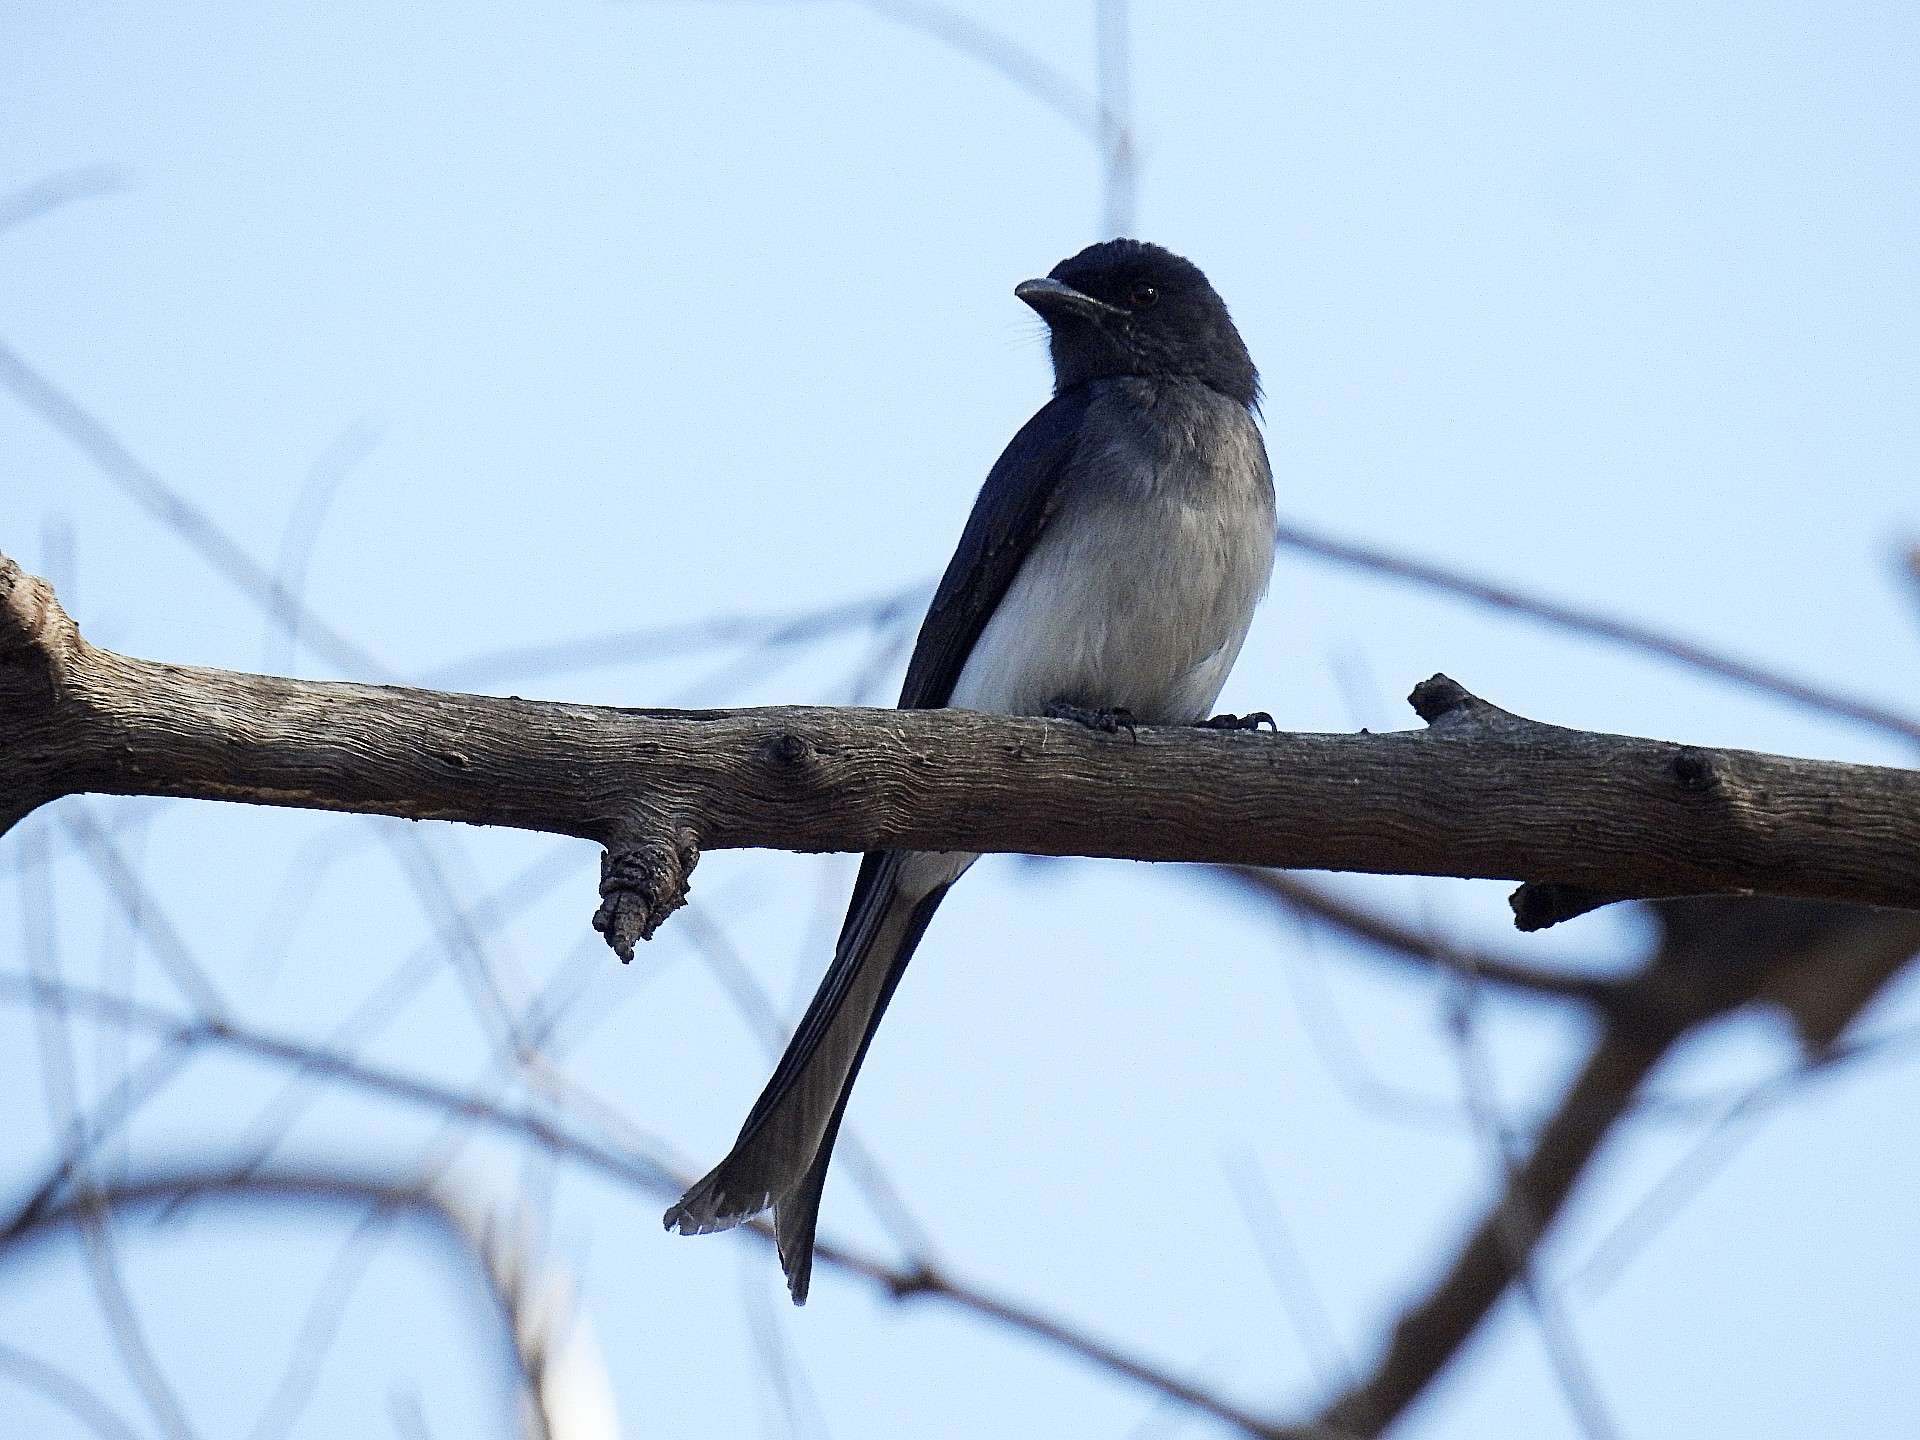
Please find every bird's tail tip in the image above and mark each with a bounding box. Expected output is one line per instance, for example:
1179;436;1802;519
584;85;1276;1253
661;1166;773;1237
775;1193;823;1305
783;1257;814;1305
663;1159;824;1305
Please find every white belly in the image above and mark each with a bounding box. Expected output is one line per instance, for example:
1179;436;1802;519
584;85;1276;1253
948;482;1274;726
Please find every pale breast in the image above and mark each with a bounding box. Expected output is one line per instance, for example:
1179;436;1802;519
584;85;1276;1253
948;381;1275;725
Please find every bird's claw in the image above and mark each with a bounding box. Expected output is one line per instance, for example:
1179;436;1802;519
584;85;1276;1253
1200;711;1275;733
1045;699;1138;739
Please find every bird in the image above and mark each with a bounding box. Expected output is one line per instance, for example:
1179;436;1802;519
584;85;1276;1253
664;238;1278;1302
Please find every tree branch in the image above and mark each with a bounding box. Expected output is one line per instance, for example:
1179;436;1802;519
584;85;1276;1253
1215;867;1625;1006
1310;899;1920;1436
7;554;1920;954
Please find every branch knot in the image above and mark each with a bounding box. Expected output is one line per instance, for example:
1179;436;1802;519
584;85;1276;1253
764;730;814;769
1671;745;1718;794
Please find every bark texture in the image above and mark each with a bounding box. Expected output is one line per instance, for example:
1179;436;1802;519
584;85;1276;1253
5;553;1918;958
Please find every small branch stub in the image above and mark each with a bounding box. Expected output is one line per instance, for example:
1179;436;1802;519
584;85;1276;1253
593;831;700;962
0;554;78;710
1510;883;1622;933
1408;673;1477;724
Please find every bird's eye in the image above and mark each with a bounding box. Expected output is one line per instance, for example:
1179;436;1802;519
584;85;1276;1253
1128;280;1158;308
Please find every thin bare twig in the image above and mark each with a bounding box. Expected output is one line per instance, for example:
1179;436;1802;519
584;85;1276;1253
1221;1149;1354;1396
263;419;382;676
0;339;385;677
0;1167;552;1439
422;584;922;692
61;805;228;1018
0;166;127;239
235;939;612;1440
1574;1019;1920;1299
0;973;1300;1439
739;1248;825;1440
1275;919;1474;1133
3;350;587;1092
1094;0;1136;235
216;858;575;1187
243;1209;396;1440
653;0;1138;238
1274;516;1920;748
19;824;202;1440
844;0;1124;150
11;1037;199;1226
384;829;535;1057
1220;868;1623;1006
0;1339;146;1440
1445;992;1623;1440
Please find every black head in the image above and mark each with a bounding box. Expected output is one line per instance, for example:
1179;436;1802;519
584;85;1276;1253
1016;239;1258;409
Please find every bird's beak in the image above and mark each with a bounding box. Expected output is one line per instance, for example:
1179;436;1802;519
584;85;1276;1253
1015;277;1124;323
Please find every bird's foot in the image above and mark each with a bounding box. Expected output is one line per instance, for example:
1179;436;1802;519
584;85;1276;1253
1198;711;1275;733
1045;699;1138;739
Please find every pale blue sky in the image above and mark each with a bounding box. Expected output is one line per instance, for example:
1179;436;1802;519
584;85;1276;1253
3;4;1918;1437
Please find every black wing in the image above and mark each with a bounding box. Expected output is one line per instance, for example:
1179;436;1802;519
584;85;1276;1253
896;385;1096;708
720;385;1094;1155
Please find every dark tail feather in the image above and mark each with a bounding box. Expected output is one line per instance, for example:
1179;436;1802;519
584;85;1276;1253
773;886;942;1303
665;852;950;1301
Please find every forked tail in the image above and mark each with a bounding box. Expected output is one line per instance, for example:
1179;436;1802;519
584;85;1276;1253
665;850;951;1302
